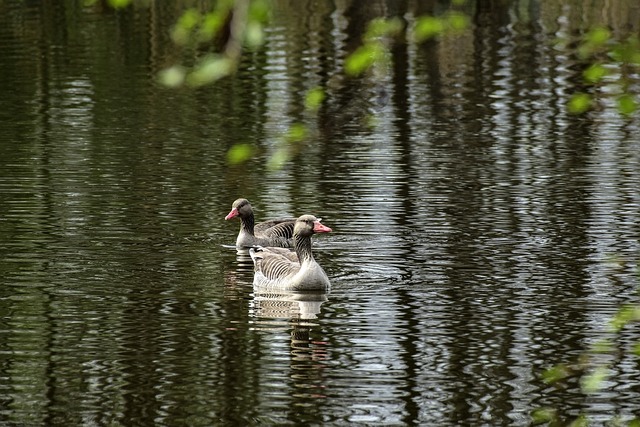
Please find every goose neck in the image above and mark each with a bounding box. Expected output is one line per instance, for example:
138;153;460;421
240;213;255;235
294;235;314;262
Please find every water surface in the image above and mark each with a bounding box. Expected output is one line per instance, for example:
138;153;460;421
2;1;640;426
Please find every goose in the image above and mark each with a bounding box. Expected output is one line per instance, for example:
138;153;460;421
225;198;295;248
249;215;332;291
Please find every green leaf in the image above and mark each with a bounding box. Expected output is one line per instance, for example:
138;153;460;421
583;63;607;83
158;66;186;88
586;26;611;46
609;305;640;332
590;339;614;355
108;0;131;8
568;93;592;114
541;364;571;384
245;21;264;49
345;45;377;76
187;56;235;86
227;144;255;165
531;407;557;424
248;0;270;23
628;51;640;65
177;8;200;31
610;37;640;64
267;147;290;170
286;123;308;143
200;10;229;41
628;418;640;427
172;9;201;45
617;94;637;115
414;16;445;42
305;87;325;111
568;414;589;427
446;12;469;32
366;17;403;40
581;365;609;394
266;123;310;169
579;26;611;58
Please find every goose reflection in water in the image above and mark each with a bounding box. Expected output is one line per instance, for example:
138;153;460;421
250;288;331;401
251;289;328;320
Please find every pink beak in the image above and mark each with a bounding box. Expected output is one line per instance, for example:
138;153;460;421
225;208;239;220
313;220;332;233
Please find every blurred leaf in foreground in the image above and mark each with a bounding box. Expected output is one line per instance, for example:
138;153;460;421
187;56;235;87
345;44;379;76
541;364;572;384
583;63;607;84
578;26;611;58
617;94;637;115
305;87;325;112
580;366;609;394
414;16;445;42
227;143;255;165
568;93;592;114
158;66;186;88
530;407;557;424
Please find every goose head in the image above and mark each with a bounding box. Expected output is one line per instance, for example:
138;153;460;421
225;198;252;220
295;215;332;237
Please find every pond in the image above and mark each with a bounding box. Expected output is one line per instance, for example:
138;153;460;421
2;1;640;425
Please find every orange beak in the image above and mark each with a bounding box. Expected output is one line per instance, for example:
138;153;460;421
313;220;332;233
225;208;239;220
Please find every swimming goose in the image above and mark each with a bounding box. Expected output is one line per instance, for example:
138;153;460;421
225;198;295;248
249;215;332;291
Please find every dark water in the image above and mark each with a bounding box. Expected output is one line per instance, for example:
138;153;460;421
2;1;640;425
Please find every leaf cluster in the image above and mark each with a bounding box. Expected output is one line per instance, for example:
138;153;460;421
534;304;640;425
159;0;270;88
568;27;640;115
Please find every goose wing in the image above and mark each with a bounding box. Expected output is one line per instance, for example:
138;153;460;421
256;247;298;262
255;218;296;238
250;247;300;281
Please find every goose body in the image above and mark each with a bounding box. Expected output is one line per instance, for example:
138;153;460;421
249;215;331;291
225;198;295;248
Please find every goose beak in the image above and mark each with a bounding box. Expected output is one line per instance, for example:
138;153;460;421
225;208;239;220
313;220;332;233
